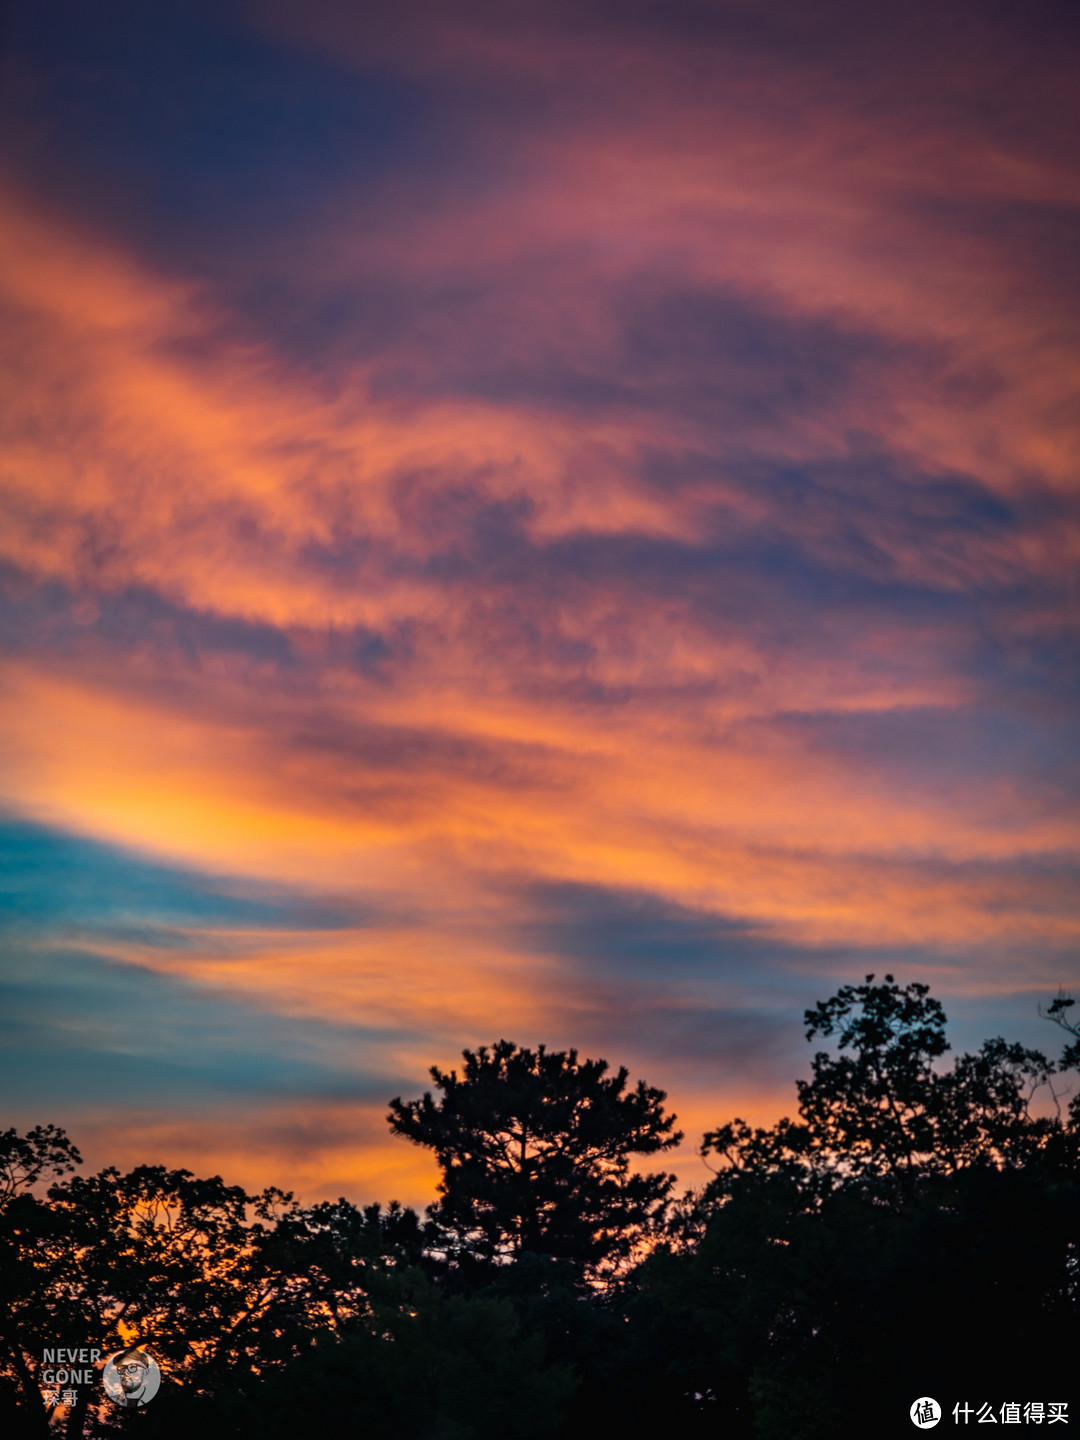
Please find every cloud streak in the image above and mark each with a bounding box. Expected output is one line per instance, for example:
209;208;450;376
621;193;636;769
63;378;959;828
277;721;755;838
0;0;1077;1200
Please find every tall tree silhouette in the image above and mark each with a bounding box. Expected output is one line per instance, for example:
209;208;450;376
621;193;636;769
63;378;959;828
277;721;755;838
640;976;1080;1440
702;974;1060;1186
388;1040;682;1277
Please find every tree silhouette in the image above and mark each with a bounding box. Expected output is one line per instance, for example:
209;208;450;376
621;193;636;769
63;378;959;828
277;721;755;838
648;975;1080;1439
4;982;1078;1440
0;1126;82;1207
0;1125;87;1437
388;1040;682;1277
0;1145;436;1439
702;974;1061;1187
239;1276;575;1440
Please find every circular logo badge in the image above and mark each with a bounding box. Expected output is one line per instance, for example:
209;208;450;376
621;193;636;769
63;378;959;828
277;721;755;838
910;1396;941;1429
103;1349;161;1408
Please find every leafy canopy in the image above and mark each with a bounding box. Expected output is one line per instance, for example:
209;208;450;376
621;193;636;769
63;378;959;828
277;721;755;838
0;1124;82;1208
388;1040;682;1275
702;974;1065;1192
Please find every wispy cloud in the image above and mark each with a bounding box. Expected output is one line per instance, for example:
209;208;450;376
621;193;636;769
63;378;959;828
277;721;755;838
0;0;1077;1200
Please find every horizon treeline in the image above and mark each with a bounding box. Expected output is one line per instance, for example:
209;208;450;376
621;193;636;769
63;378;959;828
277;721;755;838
2;977;1079;1439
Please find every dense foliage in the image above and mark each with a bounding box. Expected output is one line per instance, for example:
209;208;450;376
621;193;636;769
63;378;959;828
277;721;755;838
2;979;1077;1438
388;1040;682;1275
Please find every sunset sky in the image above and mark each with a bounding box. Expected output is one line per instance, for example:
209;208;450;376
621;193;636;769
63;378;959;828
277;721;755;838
1;0;1078;1208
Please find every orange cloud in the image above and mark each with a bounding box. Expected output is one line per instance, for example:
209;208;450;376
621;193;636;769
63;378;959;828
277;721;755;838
2;0;1077;1204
